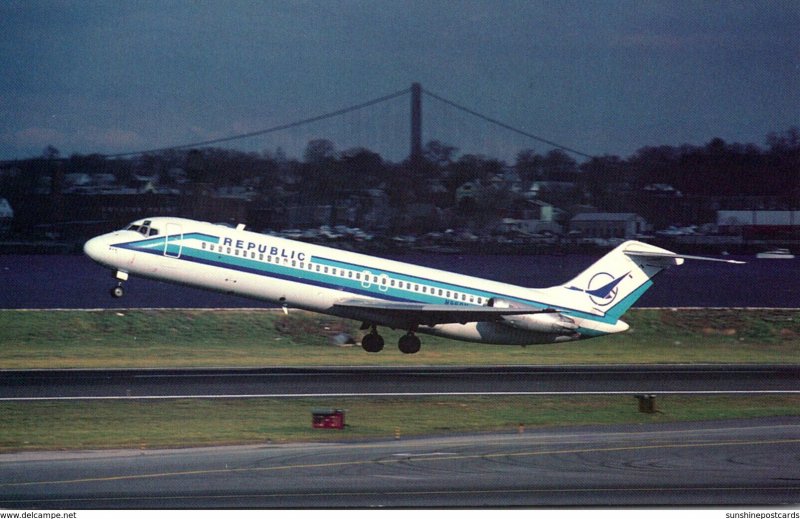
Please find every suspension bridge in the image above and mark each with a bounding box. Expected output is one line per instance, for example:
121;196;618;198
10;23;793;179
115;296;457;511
104;83;593;163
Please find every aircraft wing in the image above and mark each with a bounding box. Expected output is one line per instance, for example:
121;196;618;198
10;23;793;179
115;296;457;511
332;299;554;328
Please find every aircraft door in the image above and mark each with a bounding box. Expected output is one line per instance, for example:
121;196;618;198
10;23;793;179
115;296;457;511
378;273;389;292
361;270;372;289
164;223;183;258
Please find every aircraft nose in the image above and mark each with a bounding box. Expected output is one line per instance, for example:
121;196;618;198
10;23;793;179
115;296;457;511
83;236;109;263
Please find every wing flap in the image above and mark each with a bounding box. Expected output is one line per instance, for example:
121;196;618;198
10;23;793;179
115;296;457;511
332;299;555;328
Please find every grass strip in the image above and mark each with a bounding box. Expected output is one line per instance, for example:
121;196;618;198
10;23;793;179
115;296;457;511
1;395;798;453
0;308;798;368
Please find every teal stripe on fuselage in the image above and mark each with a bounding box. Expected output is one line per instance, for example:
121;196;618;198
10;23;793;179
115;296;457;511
118;232;219;250
311;254;650;325
120;233;649;327
312;255;506;306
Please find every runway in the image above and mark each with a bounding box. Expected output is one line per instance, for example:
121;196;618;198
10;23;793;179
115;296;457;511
1;365;798;400
1;417;798;507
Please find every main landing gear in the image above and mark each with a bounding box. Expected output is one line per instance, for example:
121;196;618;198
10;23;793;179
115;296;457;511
361;325;385;353
360;324;422;354
398;332;421;354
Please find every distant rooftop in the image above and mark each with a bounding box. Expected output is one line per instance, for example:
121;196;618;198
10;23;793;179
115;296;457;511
571;212;643;222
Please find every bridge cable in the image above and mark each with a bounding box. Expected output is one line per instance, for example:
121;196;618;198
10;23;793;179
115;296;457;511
103;87;412;159
422;88;594;160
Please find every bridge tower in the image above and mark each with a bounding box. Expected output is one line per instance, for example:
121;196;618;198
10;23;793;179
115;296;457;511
410;82;422;164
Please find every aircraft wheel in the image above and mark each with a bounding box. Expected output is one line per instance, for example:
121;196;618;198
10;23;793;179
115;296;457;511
398;333;421;354
361;332;384;353
110;285;124;298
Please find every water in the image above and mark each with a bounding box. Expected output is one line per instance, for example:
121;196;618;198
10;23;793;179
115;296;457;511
1;252;798;309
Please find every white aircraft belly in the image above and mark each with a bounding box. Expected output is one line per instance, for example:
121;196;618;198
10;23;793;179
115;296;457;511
422;322;567;345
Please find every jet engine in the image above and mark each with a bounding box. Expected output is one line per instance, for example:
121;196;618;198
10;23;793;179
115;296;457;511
487;298;578;335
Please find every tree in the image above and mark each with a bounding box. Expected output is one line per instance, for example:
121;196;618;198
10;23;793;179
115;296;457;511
339;147;385;187
422;140;458;167
41;145;60;160
581;155;625;206
303;139;337;165
515;149;544;183
541;150;578;182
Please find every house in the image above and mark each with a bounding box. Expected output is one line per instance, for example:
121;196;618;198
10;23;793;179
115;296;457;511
496;200;563;235
570;213;647;239
527;181;577;199
456;181;483;206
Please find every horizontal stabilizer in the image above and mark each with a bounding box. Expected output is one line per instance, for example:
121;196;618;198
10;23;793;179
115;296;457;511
543;240;745;322
624;249;746;265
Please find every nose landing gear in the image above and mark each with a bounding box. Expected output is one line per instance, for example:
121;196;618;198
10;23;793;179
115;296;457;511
110;270;128;298
110;283;124;298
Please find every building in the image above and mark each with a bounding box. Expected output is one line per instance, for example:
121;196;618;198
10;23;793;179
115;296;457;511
570;213;647;239
496;200;562;235
717;210;800;238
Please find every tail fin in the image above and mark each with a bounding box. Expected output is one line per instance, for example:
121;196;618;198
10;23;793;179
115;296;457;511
543;241;742;321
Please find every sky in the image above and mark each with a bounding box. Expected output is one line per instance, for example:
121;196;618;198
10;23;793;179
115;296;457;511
0;0;798;162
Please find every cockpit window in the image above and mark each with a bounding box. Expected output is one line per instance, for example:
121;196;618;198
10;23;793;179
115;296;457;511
126;222;160;237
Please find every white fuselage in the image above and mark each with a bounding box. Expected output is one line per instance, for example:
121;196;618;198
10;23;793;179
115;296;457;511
84;217;629;346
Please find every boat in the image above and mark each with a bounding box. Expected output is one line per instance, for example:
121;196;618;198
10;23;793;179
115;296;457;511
756;248;795;259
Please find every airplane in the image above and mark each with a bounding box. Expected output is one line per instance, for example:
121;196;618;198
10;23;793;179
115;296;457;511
83;216;744;354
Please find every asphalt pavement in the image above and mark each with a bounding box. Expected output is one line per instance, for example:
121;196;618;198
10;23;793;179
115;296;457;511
1;365;798;400
1;417;798;507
